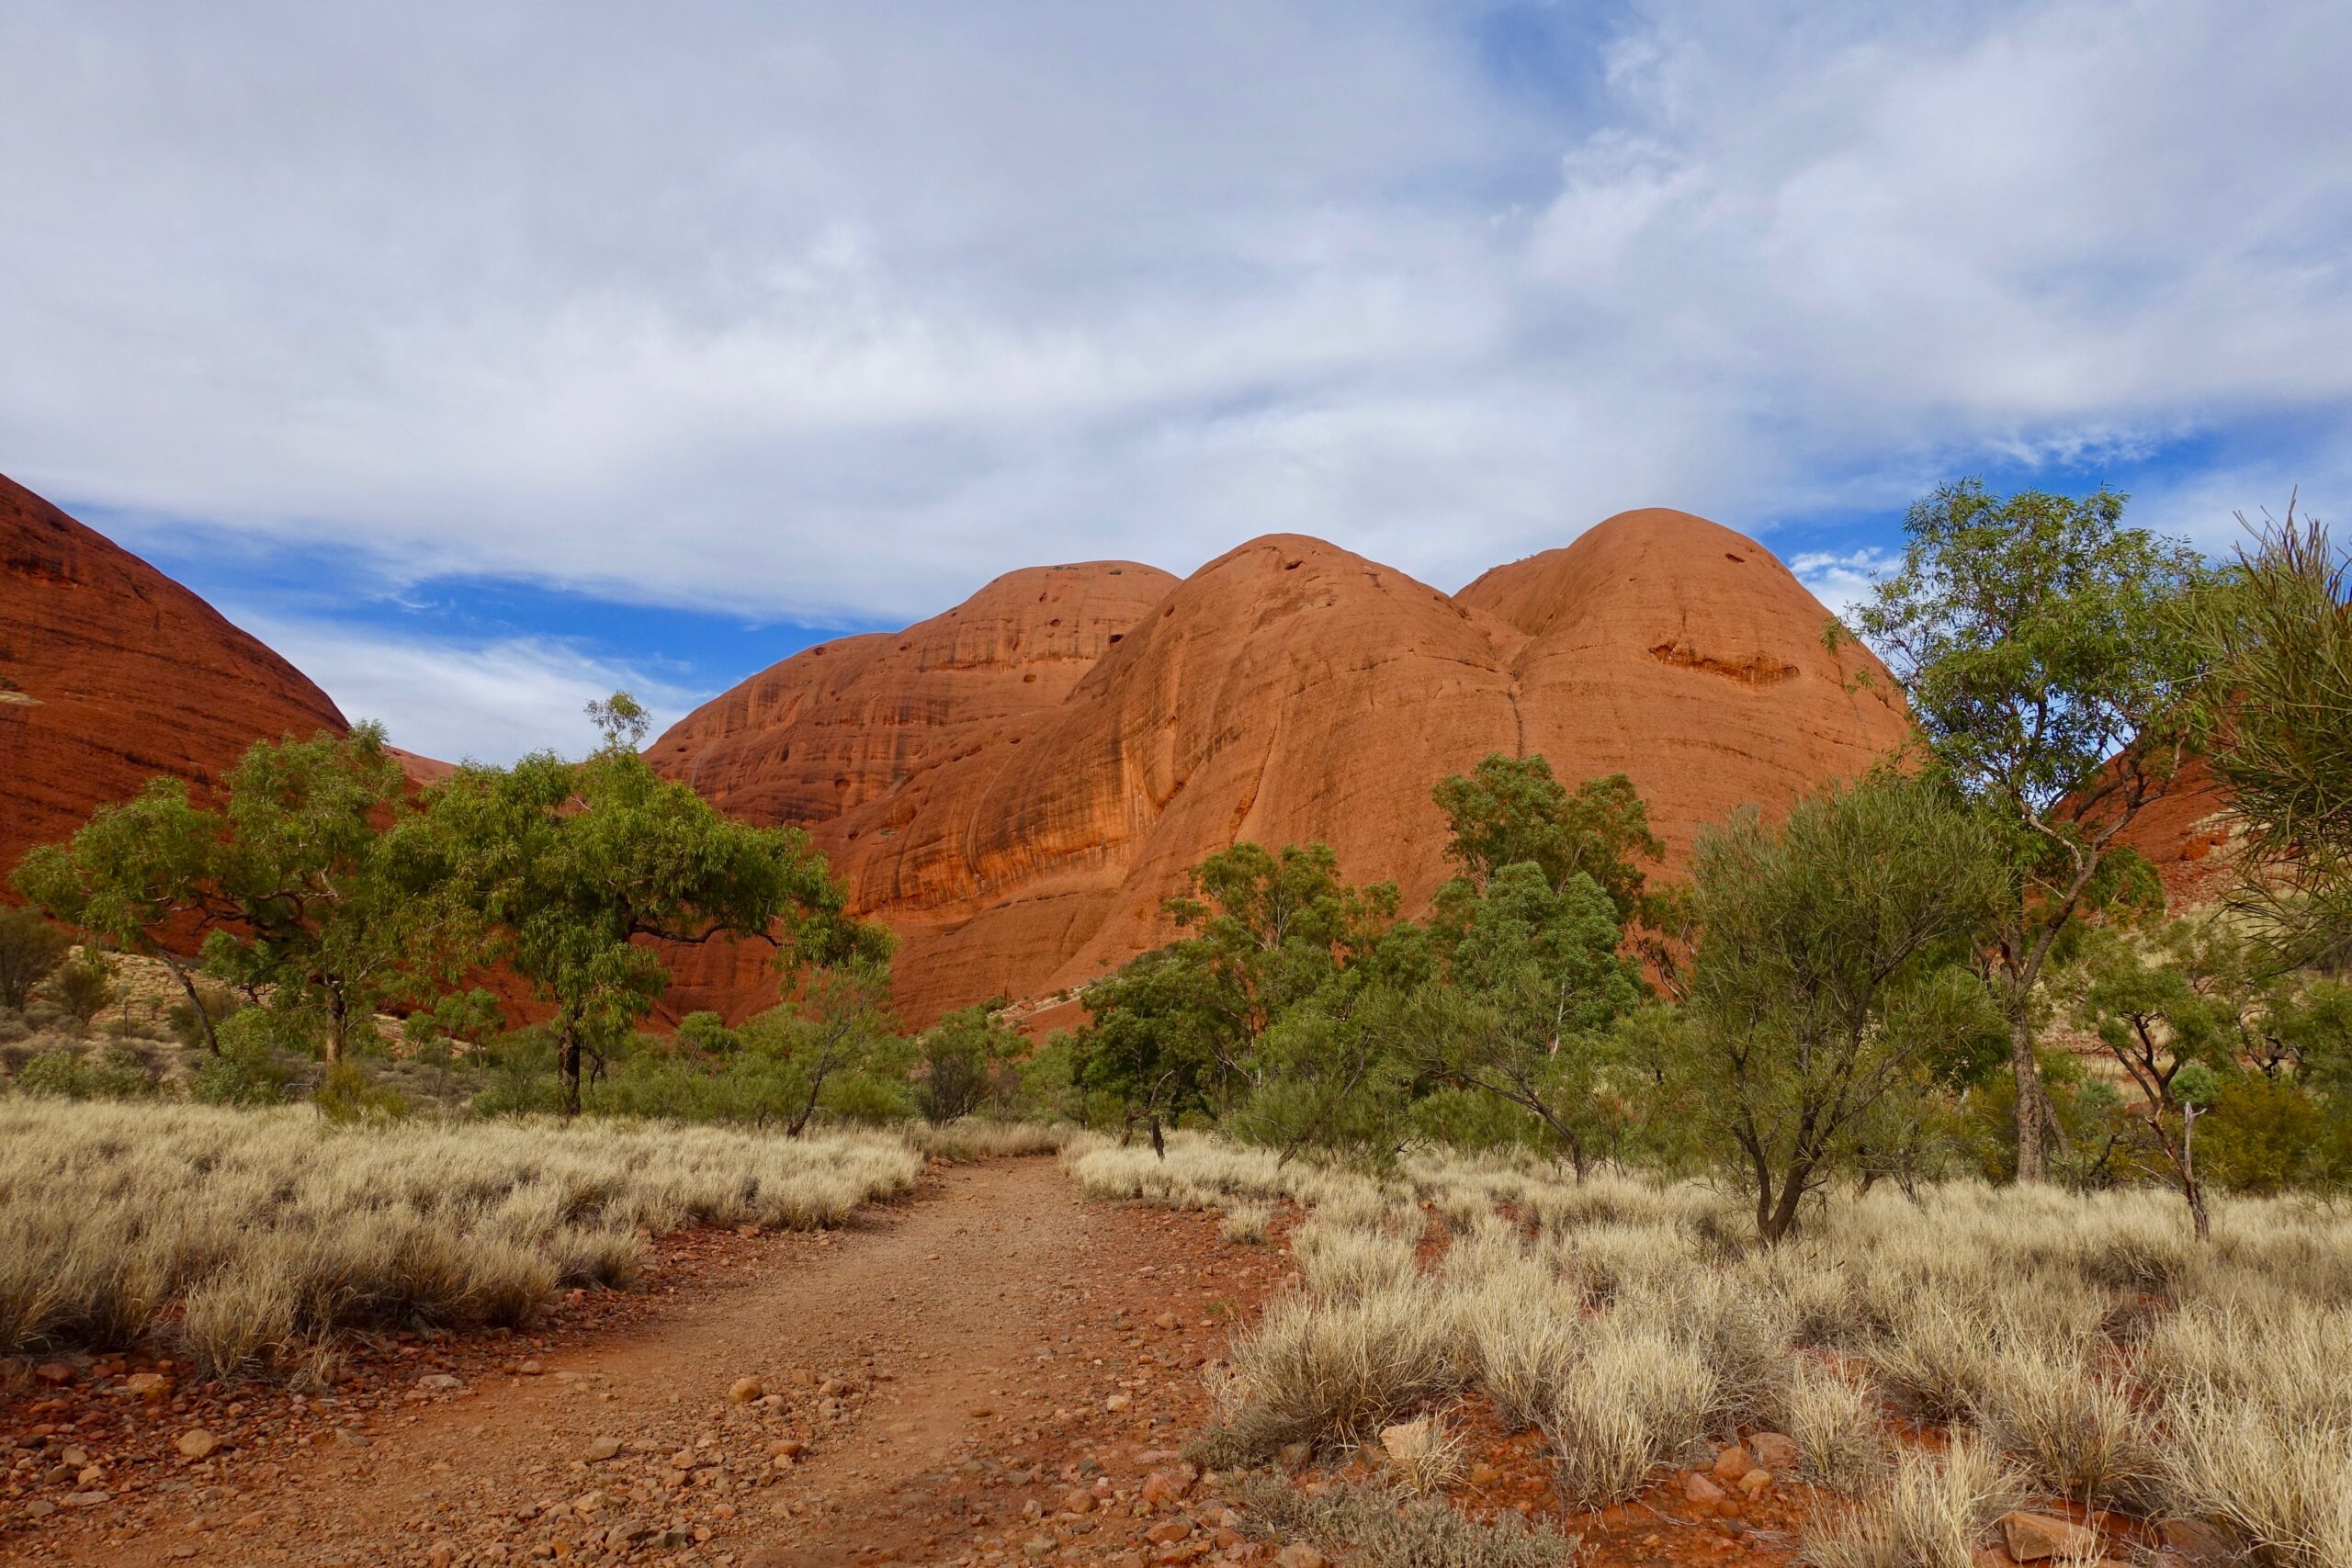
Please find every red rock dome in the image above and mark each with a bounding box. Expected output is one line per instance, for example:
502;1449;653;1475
653;510;1915;1023
0;474;351;878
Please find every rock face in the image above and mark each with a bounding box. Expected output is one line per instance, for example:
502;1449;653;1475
651;509;1913;1023
0;474;350;877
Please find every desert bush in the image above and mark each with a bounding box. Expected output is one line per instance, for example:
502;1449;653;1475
313;1059;411;1124
1803;1434;2028;1568
189;1017;293;1106
12;1043;155;1101
0;908;71;1012
44;949;118;1029
0;1100;921;1375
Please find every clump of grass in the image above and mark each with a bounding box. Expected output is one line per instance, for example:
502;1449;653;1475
1973;1345;2159;1509
2160;1391;2352;1568
1803;1434;2026;1568
1781;1360;1884;1495
901;1119;1071;1159
0;1100;921;1376
1294;1213;1420;1303
1544;1320;1724;1506
1221;1202;1275;1245
1231;1472;1577;1568
1216;1282;1466;1457
1456;1257;1583;1429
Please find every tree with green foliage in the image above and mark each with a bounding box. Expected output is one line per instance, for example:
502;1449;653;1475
1078;840;1412;1160
1076;946;1222;1155
1415;755;1661;1171
1667;774;2007;1242
14;779;229;1048
0;906;70;1013
2067;919;2259;1238
1854;480;2213;1180
1431;754;1661;923
1413;862;1645;1175
913;999;1022;1124
741;962;906;1133
419;694;887;1115
2198;505;2352;963
194;723;464;1064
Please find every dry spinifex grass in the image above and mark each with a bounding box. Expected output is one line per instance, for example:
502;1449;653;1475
0;1100;922;1378
1077;1133;2352;1568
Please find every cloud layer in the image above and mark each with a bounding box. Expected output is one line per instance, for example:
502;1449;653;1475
4;1;2347;753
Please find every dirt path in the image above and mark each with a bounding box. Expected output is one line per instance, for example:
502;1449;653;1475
32;1158;1276;1568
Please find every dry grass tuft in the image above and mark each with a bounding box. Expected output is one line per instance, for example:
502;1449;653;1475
1781;1360;1885;1495
1802;1434;2027;1568
0;1100;921;1377
1214;1282;1466;1457
1544;1320;1724;1506
1972;1346;2159;1509
1069;1134;2352;1545
1231;1472;1577;1568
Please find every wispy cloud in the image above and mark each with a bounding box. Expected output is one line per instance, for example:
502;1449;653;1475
223;610;711;765
1789;548;1898;621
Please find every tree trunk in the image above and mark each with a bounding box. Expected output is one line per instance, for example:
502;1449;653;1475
559;1024;582;1117
2181;1106;2211;1243
1149;1115;1166;1160
158;952;220;1055
2008;1008;2046;1183
324;991;348;1067
1760;1156;1814;1245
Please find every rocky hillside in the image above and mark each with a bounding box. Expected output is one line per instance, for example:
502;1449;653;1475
650;509;1915;1023
0;474;351;878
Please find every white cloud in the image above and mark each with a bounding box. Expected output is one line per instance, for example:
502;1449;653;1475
0;0;2345;632
225;611;711;766
1790;547;1898;621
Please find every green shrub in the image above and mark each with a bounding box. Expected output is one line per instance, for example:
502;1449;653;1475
189;1010;294;1106
166;980;245;1050
12;1043;154;1100
2201;1076;2347;1194
44;950;118;1029
0;908;70;1012
314;1060;410;1124
675;1010;741;1055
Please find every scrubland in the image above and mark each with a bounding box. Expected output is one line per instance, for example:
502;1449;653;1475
0;1100;922;1381
1068;1134;2352;1568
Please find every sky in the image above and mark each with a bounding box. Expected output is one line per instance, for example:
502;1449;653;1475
3;1;2347;762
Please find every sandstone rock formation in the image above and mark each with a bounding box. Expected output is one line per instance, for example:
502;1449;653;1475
651;509;1916;1023
0;474;350;878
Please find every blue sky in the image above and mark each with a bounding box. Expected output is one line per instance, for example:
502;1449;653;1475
4;1;2346;761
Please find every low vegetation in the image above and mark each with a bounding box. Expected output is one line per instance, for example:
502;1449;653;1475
1088;1132;2352;1568
0;1100;921;1380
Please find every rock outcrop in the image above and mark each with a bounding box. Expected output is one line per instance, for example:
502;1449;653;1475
0;474;350;877
652;509;1915;1023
